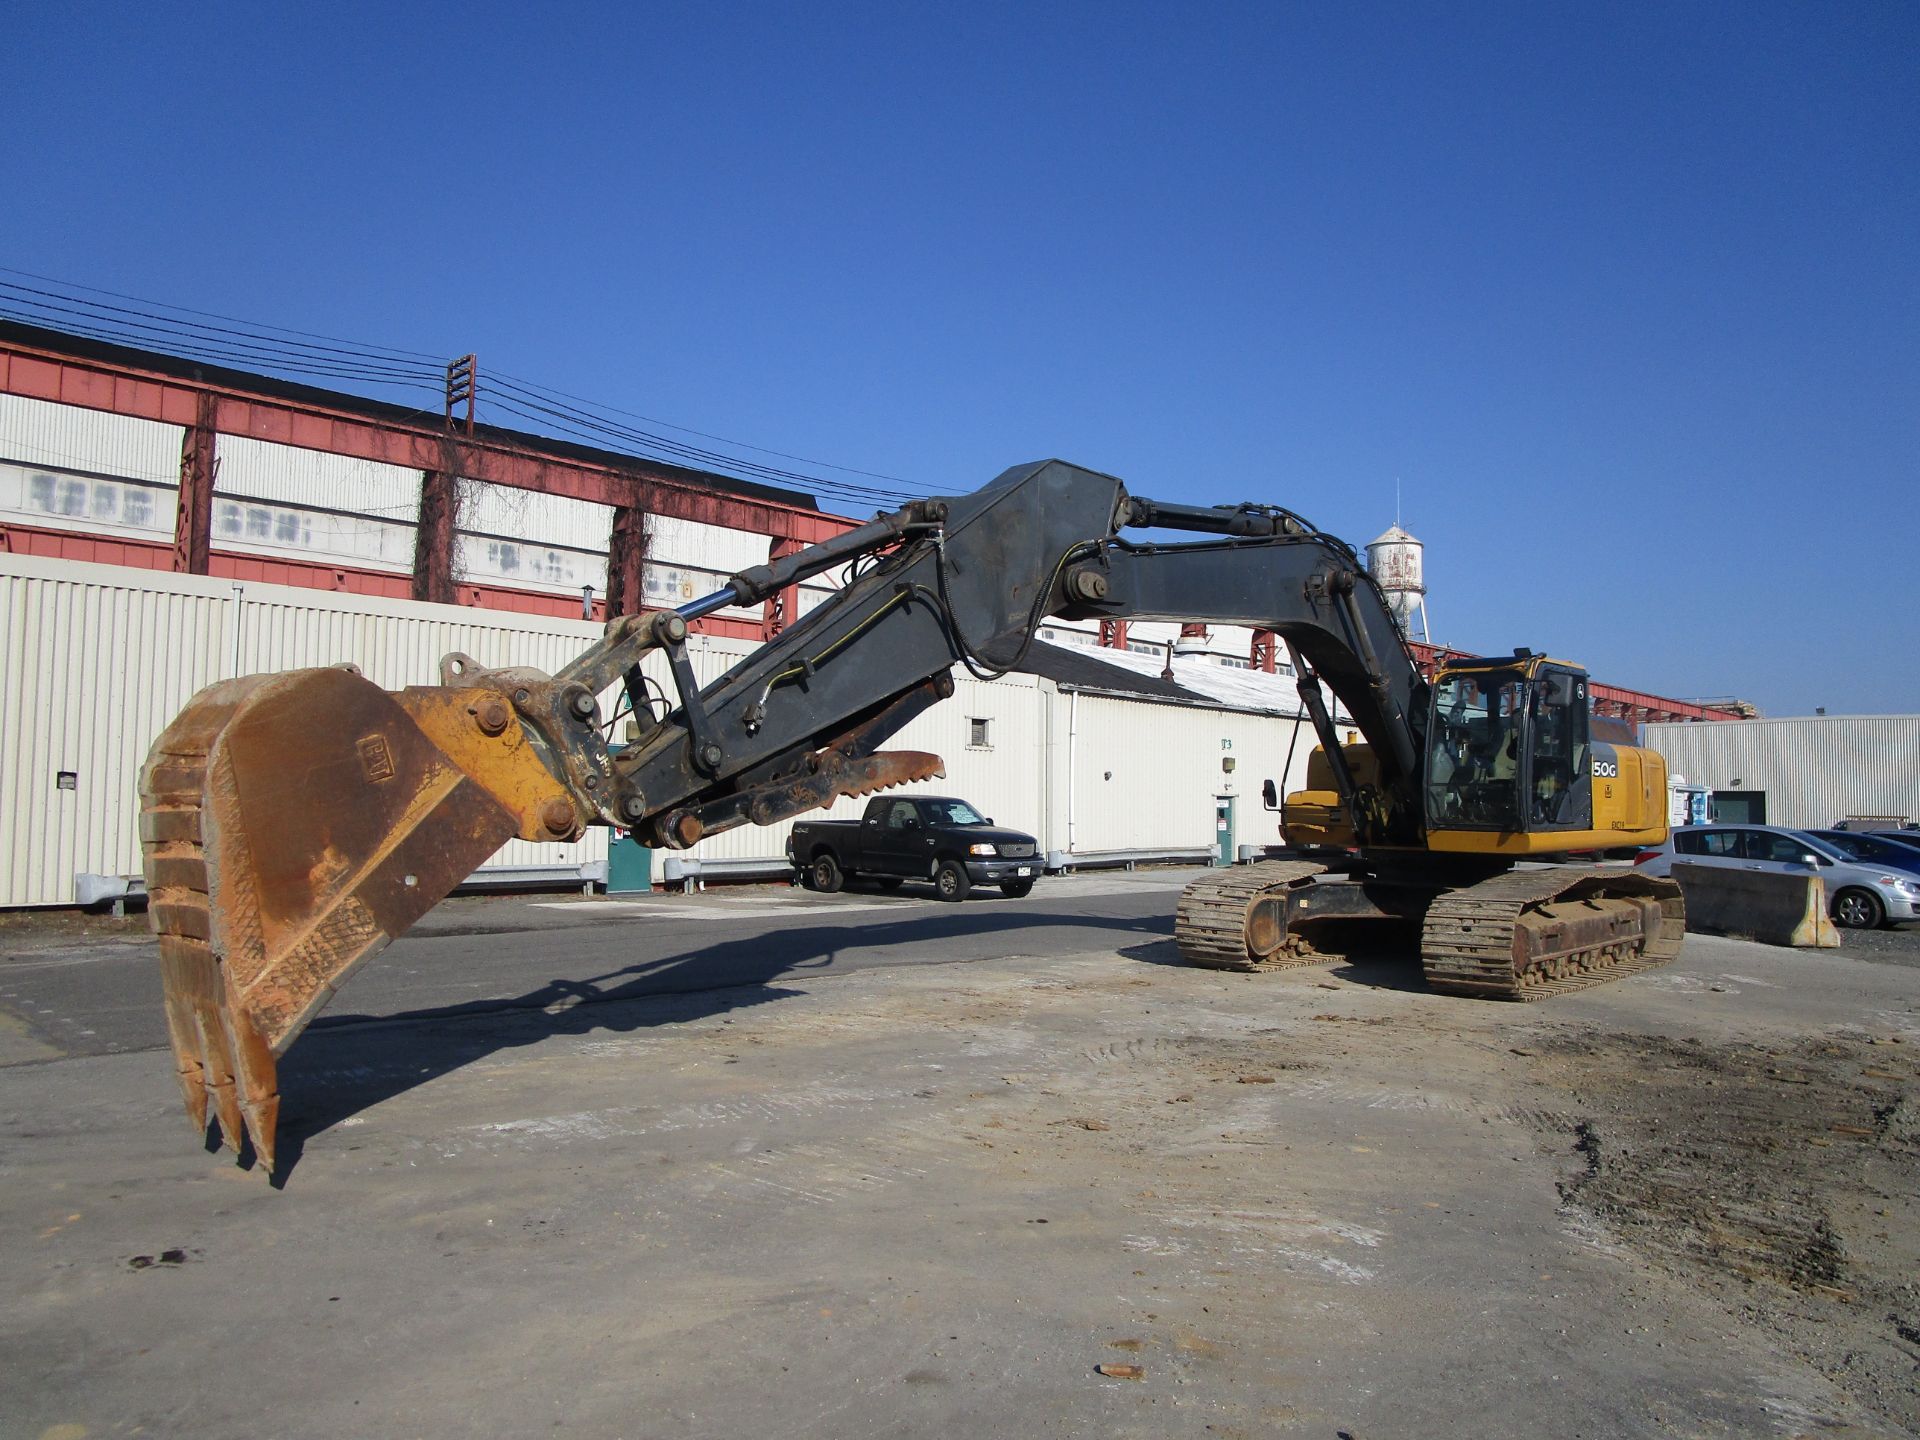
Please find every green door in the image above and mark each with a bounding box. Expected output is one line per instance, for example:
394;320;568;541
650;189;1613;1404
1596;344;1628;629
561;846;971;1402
1215;796;1235;866
608;833;653;893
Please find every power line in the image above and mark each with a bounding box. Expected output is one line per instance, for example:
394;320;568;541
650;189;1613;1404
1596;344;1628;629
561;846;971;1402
0;266;445;363
478;392;913;509
487;365;914;487
0;270;921;507
0;303;447;393
0;282;444;382
480;378;916;504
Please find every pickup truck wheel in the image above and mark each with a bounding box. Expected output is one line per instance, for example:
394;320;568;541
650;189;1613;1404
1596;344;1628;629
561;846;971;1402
999;879;1035;899
934;860;971;902
809;853;845;894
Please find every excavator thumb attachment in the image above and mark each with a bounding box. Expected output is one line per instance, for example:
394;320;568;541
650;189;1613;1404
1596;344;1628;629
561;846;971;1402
139;666;568;1171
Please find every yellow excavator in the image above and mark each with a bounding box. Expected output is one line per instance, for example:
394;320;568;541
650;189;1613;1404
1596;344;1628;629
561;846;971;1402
140;459;1681;1172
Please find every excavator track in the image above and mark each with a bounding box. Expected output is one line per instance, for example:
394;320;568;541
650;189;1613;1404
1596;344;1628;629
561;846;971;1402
1420;866;1685;1000
1174;861;1327;971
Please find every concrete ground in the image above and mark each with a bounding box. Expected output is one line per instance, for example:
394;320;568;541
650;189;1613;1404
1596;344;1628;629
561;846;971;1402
2;872;1917;1439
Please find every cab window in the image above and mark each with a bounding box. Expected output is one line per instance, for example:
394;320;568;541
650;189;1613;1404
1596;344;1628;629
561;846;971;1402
1527;669;1589;827
1426;669;1524;829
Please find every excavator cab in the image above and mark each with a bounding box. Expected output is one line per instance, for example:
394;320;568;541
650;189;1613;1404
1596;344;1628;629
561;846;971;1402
1424;654;1594;841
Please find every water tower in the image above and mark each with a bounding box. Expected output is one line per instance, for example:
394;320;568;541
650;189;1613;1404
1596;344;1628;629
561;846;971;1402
1366;524;1430;642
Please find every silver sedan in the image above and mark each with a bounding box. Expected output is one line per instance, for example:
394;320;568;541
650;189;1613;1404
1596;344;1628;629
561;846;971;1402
1634;824;1920;929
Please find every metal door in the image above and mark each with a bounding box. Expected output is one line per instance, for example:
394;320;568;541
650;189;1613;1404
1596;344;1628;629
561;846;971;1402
1215;797;1235;866
874;798;923;877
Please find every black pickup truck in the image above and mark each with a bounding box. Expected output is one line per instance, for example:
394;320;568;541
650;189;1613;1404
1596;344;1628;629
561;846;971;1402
787;795;1041;901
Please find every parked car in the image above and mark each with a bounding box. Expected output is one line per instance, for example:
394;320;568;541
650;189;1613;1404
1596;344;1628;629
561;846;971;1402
1858;830;1920;862
1634;824;1920;929
1805;829;1920;879
788;795;1041;901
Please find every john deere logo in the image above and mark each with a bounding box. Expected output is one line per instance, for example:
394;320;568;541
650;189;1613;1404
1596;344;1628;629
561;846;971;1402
358;735;397;783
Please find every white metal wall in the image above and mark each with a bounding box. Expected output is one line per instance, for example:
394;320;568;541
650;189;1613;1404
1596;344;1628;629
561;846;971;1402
0;393;182;482
0;394;180;542
651;514;772;576
1;558;230;907
1064;694;1316;856
1;552;1321;905
216;433;421;519
1644;717;1920;829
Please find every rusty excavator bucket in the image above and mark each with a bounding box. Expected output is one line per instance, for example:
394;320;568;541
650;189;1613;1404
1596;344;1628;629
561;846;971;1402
139;666;577;1172
140;648;946;1174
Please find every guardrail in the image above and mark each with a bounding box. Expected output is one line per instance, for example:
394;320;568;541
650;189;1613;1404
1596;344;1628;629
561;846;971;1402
1048;847;1215;873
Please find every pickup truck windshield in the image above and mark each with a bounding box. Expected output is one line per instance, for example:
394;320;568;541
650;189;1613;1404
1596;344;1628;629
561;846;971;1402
923;799;986;826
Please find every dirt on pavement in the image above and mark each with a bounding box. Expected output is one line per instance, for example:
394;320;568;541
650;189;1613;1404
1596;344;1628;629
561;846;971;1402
1526;1028;1920;1433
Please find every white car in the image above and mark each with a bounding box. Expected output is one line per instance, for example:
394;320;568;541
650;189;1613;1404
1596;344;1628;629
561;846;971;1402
1634;824;1920;929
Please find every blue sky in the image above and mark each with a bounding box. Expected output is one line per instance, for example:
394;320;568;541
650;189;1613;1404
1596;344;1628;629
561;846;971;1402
4;4;1914;715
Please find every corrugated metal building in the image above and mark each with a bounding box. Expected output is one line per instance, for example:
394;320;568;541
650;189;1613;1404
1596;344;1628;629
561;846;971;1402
0;551;1318;906
0;389;827;628
1643;716;1920;829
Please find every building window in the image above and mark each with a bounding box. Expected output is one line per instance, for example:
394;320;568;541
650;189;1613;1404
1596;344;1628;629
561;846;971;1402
968;717;991;749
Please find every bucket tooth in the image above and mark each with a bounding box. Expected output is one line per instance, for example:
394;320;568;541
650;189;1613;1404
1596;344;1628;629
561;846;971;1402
157;941;212;1135
193;996;245;1153
233;1014;281;1171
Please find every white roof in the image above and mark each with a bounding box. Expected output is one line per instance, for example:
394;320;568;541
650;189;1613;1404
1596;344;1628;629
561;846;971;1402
1029;638;1305;715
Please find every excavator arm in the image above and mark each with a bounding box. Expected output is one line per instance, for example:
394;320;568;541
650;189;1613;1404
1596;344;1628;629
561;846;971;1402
141;458;1429;1169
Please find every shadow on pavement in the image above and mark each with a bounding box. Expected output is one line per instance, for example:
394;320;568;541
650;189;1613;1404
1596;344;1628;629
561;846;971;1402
269;905;1169;1183
1120;920;1426;993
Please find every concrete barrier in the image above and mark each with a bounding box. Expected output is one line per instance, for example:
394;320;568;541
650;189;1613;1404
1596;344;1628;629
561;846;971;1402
1669;862;1840;948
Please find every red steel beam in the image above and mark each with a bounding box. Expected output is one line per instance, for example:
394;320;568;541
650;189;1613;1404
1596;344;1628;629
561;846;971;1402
761;536;805;640
411;465;459;605
1250;629;1278;674
172;392;217;574
0;336;856;545
605;501;649;617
